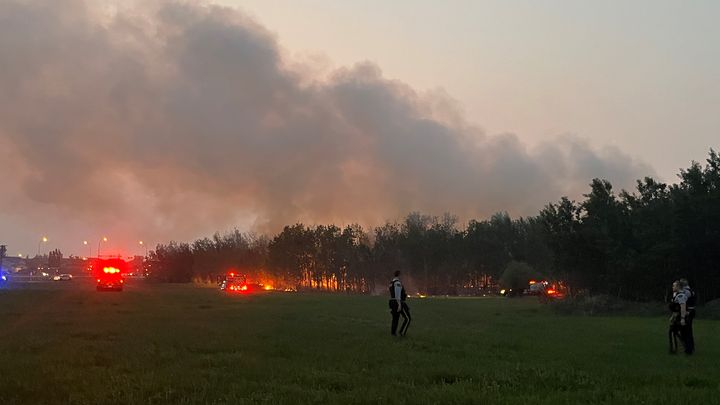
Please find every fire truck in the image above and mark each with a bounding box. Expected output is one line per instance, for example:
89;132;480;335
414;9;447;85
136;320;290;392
94;258;127;291
500;280;567;300
218;271;267;293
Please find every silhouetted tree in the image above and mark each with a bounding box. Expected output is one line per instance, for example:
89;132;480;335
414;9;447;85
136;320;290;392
150;150;720;302
48;249;63;270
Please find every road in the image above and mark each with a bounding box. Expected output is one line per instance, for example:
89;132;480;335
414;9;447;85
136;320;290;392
1;276;147;290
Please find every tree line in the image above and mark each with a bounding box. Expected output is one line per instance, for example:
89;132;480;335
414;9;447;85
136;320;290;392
148;150;720;302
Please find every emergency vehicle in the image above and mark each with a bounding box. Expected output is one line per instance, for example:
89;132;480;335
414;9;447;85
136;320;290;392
500;280;567;300
218;271;268;293
94;258;127;291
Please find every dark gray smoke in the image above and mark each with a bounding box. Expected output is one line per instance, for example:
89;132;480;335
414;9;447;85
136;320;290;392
0;0;653;254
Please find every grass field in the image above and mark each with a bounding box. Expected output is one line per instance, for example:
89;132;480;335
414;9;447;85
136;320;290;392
1;281;718;404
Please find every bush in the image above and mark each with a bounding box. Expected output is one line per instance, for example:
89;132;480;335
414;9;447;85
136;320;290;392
550;294;666;317
700;299;720;319
148;242;194;283
499;261;538;293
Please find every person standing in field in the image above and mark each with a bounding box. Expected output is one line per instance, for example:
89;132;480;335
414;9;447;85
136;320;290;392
389;270;411;336
668;280;682;353
677;278;696;354
670;279;695;354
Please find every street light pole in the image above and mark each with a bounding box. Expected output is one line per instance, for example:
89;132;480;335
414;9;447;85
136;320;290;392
97;237;107;258
37;236;48;257
0;245;6;275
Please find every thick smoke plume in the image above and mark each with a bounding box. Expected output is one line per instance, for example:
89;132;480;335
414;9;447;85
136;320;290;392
0;0;652;253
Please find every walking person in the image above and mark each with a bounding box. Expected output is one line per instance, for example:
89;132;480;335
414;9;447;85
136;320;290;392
389;270;411;336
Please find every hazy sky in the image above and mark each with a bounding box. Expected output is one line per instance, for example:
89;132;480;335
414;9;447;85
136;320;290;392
224;0;719;179
0;0;717;257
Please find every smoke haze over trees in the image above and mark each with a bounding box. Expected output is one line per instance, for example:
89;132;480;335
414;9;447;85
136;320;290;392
0;0;652;253
151;151;720;303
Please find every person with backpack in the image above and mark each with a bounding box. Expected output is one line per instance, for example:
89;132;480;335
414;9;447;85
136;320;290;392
389;270;411;336
677;278;696;354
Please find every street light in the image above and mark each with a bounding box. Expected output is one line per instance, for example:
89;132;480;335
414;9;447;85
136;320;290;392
139;240;148;257
83;240;91;258
37;236;48;257
97;237;108;258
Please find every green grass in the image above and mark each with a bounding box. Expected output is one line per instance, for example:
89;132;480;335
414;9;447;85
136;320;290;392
1;283;718;404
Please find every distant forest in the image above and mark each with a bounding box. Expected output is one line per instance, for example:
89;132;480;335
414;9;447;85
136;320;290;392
148;150;720;303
